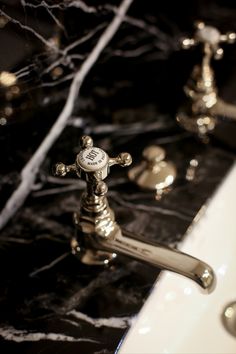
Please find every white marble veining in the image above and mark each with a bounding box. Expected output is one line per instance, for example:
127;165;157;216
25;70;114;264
69;310;133;329
0;326;99;343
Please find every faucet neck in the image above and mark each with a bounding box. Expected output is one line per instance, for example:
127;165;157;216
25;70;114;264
74;189;118;239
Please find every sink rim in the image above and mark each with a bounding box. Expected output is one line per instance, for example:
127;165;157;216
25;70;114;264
119;162;236;354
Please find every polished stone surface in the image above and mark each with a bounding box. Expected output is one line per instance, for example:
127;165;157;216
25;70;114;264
0;122;234;353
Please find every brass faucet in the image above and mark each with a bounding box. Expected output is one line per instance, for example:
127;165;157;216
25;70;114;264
177;21;236;137
54;136;215;293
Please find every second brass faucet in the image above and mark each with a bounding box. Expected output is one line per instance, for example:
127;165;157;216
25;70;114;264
54;135;216;294
177;21;236;137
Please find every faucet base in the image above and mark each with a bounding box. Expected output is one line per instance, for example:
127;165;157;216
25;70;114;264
177;98;236;138
176;109;217;137
71;237;117;265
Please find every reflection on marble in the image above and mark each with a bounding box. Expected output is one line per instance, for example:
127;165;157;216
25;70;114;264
0;1;236;353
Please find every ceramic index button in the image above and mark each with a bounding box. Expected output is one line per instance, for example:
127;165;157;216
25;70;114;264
77;147;108;171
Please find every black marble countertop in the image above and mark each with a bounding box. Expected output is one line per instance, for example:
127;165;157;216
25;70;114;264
0;1;236;353
0;121;234;354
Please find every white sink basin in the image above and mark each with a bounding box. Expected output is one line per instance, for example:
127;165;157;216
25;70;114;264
119;163;236;354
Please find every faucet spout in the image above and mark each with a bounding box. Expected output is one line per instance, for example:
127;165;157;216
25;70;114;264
89;227;216;294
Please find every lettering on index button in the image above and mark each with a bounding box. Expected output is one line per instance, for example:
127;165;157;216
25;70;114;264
78;147;108;171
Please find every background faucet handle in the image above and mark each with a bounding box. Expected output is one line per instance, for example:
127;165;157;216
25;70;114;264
220;31;236;44
182;21;236;59
182;37;196;50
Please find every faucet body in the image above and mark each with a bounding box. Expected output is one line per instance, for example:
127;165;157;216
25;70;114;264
55;135;216;294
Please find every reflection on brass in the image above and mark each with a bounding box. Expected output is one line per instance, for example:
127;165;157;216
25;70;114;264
0;71;17;87
128;145;176;193
186;158;199;181
0;71;21;126
51;66;64;79
54;136;215;293
5;85;20;101
48;35;60;50
0;15;9;28
4;106;13;116
177;22;236;136
222;301;236;338
46;33;64;79
0;117;7;126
